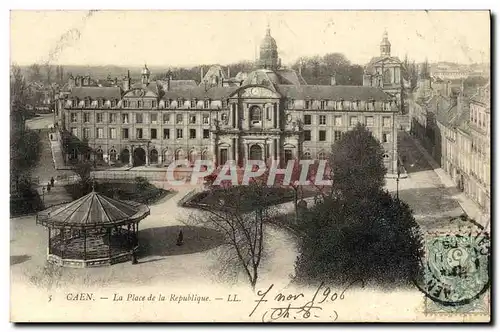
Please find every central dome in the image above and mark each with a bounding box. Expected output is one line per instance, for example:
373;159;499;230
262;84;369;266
260;27;277;49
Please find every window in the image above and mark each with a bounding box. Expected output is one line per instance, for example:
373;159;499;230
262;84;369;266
111;99;117;108
151;113;158;124
304;114;312;125
189;129;196;139
190;100;197;108
176;129;183;139
319;115;326;125
84;98;90;108
203;114;210;124
136;113;143;124
382;133;390;143
320;100;327;110
334;130;343;141
350;116;358;126
137;100;143;108
203;129;210;139
302;151;311;159
109;113;116;123
109;149;117;162
123;100;129;108
151;128;157;139
250;107;262;122
305;100;312;109
204;99;210;109
109;128;117;139
177;99;184;108
176;114;183;124
83;112;90;123
334;116;342;126
136;128;143;139
319;130;326;141
71;127;78;137
96;113;103;123
222;99;228;109
152;100;157;108
366;116;374;127
266;107;271;120
383;117;391;127
122;128;129;139
288;99;295;109
71;113;78;122
122;113;129;124
318;152;327;160
83;128;90;139
97;128;104;138
304;130;311;141
189;115;196;124
163;128;170;139
163;113;170;123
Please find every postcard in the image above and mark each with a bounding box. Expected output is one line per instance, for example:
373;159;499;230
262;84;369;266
10;10;491;322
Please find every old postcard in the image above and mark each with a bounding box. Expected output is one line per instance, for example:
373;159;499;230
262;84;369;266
9;10;491;323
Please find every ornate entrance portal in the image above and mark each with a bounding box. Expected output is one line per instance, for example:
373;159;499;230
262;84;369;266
133;148;146;166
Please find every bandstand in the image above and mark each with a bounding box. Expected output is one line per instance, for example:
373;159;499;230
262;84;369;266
36;189;150;268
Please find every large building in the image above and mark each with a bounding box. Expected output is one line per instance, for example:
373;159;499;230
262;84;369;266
55;28;401;174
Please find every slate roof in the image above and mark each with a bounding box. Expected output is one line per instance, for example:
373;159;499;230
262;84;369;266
277;85;391;101
162;86;237;100
70;87;122;100
275;69;308;85
37;191;150;229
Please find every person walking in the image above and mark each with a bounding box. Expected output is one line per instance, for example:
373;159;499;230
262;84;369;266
50;177;55;187
46;182;51;192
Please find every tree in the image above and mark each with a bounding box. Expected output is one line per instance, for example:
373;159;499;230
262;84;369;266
29;63;42;82
294;123;424;287
329;123;386;200
419;59;430;80
73;161;94;196
187;181;276;290
294;190;424;286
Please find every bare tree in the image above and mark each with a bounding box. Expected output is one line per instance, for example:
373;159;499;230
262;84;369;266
186;181;276;290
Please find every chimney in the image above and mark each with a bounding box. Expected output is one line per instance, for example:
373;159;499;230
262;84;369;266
201;67;204;83
227;66;231;78
330;74;336;86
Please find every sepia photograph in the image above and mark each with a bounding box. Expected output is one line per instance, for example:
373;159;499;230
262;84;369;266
8;9;491;323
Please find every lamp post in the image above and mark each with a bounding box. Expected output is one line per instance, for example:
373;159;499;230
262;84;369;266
41;186;46;205
396;160;401;200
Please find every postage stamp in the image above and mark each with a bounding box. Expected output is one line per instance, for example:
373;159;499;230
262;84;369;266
419;228;491;315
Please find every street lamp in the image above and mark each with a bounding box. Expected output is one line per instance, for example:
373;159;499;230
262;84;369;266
396;160;401;200
41;186;46;205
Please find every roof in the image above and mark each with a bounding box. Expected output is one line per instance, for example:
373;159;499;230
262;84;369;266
365;56;402;73
37;191;150;229
277;85;391;101
276;69;308;85
162;86;236;99
170;80;198;90
242;68;306;87
70;87;122;100
130;81;160;94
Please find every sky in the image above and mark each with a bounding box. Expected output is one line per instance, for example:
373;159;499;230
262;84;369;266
10;10;490;67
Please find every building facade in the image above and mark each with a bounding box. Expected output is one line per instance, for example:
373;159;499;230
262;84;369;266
55;28;401;174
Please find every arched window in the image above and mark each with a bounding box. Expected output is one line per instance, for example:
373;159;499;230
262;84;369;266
69;148;78;160
317;151;327;160
302;151;311;160
189;150;197;164
175;149;184;161
95;148;104;161
109;149;117;162
250;106;262;122
149;149;158;164
120;149;130;164
201;150;209;161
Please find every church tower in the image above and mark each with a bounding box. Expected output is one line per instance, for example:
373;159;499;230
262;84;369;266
258;25;280;70
141;64;151;85
380;30;391;57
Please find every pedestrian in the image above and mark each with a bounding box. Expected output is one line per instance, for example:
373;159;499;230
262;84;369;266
176;230;184;246
50;177;55;187
46;182;51;192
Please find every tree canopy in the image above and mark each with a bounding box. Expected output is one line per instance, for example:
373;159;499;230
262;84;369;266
329;123;386;200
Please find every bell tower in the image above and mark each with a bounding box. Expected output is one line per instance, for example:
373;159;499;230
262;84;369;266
380;30;391;57
258;24;279;70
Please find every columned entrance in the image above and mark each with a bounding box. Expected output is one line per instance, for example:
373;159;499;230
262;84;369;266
133;148;146;166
